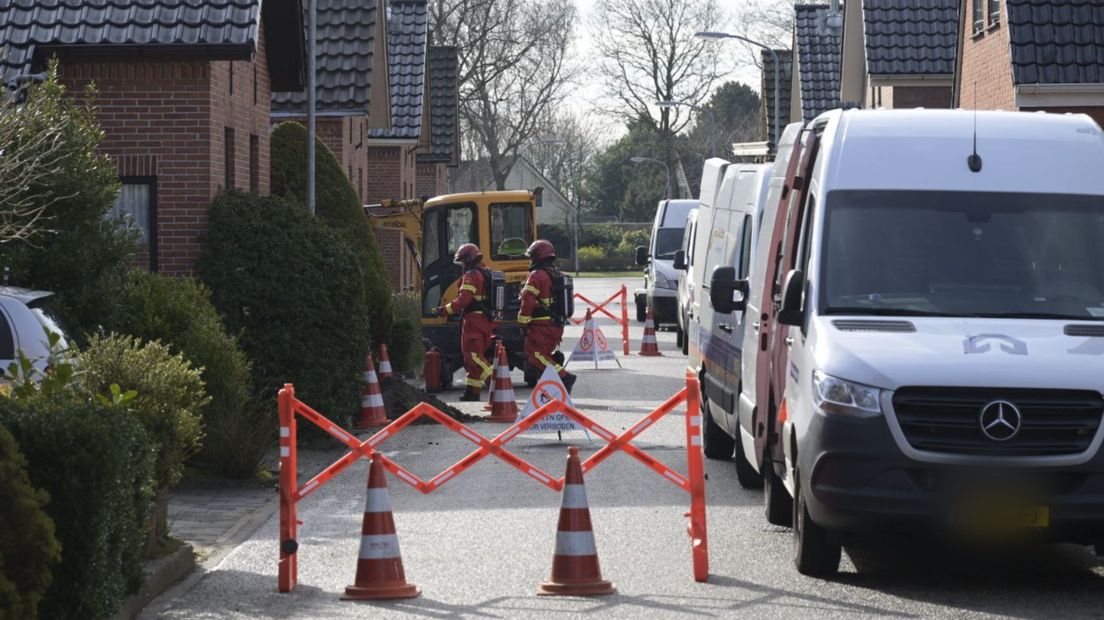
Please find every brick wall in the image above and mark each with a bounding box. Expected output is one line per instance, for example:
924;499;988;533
60;22;275;276
1022;106;1104;129
415;162;447;199
374;227;417;292
365;145;403;203
958;2;1016;111
893;85;953;109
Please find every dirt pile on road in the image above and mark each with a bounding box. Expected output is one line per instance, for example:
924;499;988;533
380;378;479;423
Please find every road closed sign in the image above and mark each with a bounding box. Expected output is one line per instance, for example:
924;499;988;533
517;366;583;432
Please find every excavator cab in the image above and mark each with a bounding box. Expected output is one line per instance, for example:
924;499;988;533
421;190;538;383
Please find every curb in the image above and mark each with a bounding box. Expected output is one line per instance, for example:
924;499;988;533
112;543;195;620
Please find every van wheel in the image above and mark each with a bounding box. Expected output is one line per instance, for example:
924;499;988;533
702;399;735;461
636;300;647;322
734;444;764;489
764;459;793;526
793;465;842;576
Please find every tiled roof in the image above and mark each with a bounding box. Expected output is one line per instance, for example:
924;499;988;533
794;3;842;122
271;0;377;115
419;45;459;164
1007;0;1104;85
0;0;302;86
761;49;794;150
368;0;428;140
862;0;958;76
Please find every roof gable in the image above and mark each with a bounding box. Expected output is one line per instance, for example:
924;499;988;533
794;4;843;122
368;0;427;140
0;0;303;85
1007;0;1104;85
419;45;459;164
761;48;794;149
862;0;958;77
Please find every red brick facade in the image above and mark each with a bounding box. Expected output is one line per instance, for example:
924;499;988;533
416;162;448;199
364;145;411;203
892;85;954;109
375;227;418;292
956;2;1017;110
59;25;274;275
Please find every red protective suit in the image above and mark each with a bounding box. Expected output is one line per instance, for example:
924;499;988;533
442;267;495;390
518;266;567;378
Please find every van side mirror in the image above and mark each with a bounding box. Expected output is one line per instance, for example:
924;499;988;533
673;249;687;271
777;269;805;326
635;245;650;266
709;266;749;314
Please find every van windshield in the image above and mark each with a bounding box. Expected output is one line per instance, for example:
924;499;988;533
654;228;684;260
820;191;1104;320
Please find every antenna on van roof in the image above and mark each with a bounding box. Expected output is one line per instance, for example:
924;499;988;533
968;83;983;173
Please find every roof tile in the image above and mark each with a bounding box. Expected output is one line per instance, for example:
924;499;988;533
862;0;958;77
795;4;842;122
1007;0;1104;86
419;44;458;164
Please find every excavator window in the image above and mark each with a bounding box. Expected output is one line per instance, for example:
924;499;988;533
490;202;534;260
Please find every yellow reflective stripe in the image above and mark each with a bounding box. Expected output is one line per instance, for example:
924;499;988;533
529;316;552;321
460;284;478;293
444;302;456;315
522;284;540;296
470;351;493;374
540;297;552;305
534;352;564;373
465;377;483;388
517;315;532;325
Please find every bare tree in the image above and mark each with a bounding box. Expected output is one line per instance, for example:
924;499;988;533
429;0;577;190
591;0;725;135
525;112;603;205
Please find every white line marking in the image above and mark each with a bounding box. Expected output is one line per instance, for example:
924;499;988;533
368;431;390;446
396;470;419;486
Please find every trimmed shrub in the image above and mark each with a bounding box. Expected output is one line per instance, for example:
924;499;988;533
0;398;154;620
1;61;133;338
389;292;425;374
104;271;257;477
269;122;393;347
198;190;371;426
0;422;59;619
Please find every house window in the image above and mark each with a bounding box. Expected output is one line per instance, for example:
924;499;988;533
253;65;258;106
225;127;235;188
109;178;157;271
988;0;1000;25
973;0;984;33
229;62;234;95
358;168;363;199
249;134;260;193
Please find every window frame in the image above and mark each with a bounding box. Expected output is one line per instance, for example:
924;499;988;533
987;0;1000;26
488;202;534;260
972;0;985;33
115;176;158;272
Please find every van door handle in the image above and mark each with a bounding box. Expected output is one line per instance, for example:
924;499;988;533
718;323;733;334
785;336;794;347
752;321;760;332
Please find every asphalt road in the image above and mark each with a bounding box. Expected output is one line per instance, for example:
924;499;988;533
144;277;1104;619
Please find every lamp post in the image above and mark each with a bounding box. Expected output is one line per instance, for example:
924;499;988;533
695;31;780;153
530;138;580;276
630;156;671;201
656;99;717;157
306;0;316;214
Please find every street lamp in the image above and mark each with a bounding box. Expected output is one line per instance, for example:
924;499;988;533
630;156;672;201
656;100;717;157
696;31;781;153
530;138;580;276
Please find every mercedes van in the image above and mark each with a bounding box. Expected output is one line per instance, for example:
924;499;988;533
711;109;1104;576
635;199;697;324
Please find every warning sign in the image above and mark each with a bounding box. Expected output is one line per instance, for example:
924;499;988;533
569;314;621;368
516;366;583;432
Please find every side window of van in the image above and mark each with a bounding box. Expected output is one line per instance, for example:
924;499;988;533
702;212;731;289
796;195;817;274
738;214;753;278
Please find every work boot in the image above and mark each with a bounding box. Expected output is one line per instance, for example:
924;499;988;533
524;363;540;387
460;386;482;402
562;372;577;394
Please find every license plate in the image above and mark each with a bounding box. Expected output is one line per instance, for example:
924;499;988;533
953;500;1050;532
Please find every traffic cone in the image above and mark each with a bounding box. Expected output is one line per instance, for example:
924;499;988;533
538;447;616;596
486;344;519;423
342;455;420;601
378;344;393;381
638;306;662;356
355;354;388;429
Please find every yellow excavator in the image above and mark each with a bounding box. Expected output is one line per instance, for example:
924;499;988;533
366;190;541;385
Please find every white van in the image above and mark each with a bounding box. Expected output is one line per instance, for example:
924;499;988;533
674;208;698;355
711;109;1104;576
635;199;697;324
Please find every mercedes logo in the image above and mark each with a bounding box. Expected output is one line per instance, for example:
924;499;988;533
979;400;1022;442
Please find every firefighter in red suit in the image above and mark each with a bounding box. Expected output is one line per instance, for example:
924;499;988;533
518;240;577;393
436;243;495;401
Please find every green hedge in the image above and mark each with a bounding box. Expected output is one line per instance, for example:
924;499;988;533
389;292;425;374
105;271;258;477
0;422;59;619
269;122;393;347
199;191;371;426
0;399;154;620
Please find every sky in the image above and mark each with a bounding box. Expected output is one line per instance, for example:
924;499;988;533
565;0;775;138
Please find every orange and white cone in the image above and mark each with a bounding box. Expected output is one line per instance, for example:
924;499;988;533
538;447;616;596
343;455;420;601
638;306;662;356
378;344;393;381
355;354;388;429
486;344;519;423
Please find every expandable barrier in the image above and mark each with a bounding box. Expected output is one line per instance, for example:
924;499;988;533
277;371;707;593
568;284;630;356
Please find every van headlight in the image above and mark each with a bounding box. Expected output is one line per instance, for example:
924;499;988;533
812;371;883;417
654;272;677;290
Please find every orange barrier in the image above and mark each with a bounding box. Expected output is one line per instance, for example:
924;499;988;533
277;371;708;593
568;284;630;356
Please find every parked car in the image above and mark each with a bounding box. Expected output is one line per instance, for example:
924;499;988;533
635;199;697;325
674;208;699;355
709;108;1104;576
0;287;70;375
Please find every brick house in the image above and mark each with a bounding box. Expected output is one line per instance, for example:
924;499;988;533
839;0;959;109
955;0;1104;126
0;0;306;275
